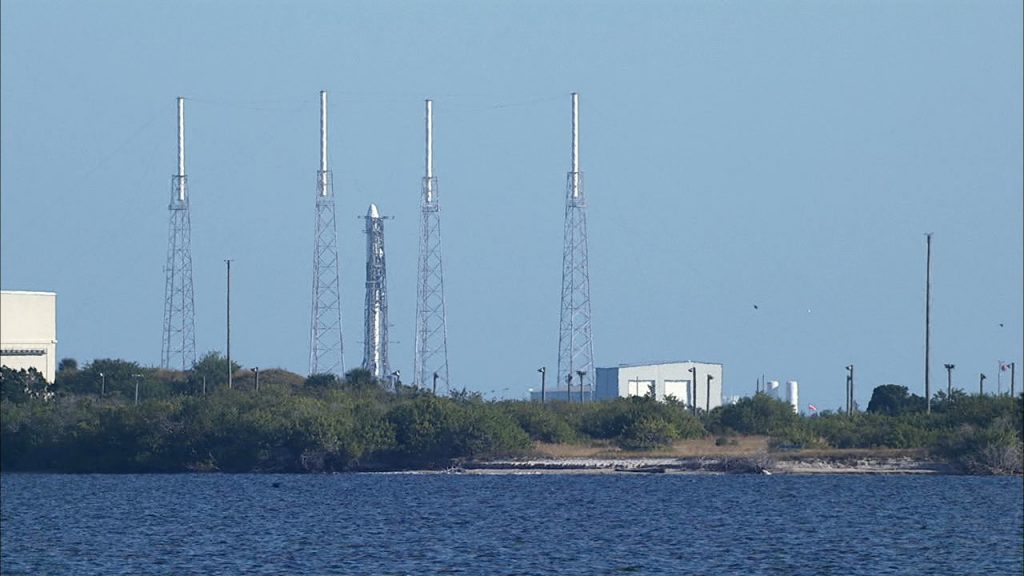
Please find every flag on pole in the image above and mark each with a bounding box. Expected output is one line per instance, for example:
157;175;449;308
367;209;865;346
1000;362;1010;372
808;404;817;412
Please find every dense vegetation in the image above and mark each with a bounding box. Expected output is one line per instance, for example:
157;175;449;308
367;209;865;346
2;356;1021;474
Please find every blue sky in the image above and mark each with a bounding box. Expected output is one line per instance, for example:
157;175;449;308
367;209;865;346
2;0;1021;409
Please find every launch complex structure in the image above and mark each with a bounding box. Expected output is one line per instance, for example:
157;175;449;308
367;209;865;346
161;97;196;371
414;100;451;394
159;93;594;400
362;203;390;380
557;93;595;401
309;91;345;376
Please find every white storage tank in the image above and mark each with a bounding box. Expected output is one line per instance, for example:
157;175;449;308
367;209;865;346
786;380;799;414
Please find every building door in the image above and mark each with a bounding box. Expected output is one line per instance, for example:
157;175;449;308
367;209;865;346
627;379;655;398
664;380;688;404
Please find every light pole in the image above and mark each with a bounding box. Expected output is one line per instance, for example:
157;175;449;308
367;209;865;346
576;370;586;403
132;373;143;406
688;366;697;415
433;371;439;395
1012;363;1016;397
566;373;572;403
924;233;932;413
706;374;713;414
253;367;260;393
225;259;234;390
391;370;401;392
979;373;986;396
943;363;955;399
846;365;854;415
99;372;105;396
538;367;546;403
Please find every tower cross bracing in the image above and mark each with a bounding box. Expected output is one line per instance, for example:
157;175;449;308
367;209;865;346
161;97;197;371
414;99;451;393
557;92;595;400
309;90;345;376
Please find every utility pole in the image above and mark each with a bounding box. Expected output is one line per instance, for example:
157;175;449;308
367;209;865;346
706;374;713;413
1012;363;1016;397
577;370;586;403
979;373;986;396
846;365;854;415
538;367;546;403
133;374;143;406
226;259;234;389
433;371;439;395
566;373;572;403
944;363;955;399
925;233;932;413
689;366;697;415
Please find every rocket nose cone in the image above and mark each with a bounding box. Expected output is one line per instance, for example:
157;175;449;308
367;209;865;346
368;203;379;218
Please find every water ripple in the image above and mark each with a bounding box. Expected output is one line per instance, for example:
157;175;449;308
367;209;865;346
2;474;1021;575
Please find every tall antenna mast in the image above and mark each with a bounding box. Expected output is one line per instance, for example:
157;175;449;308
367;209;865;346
414;99;451;393
557;92;595;401
161;97;197;370
309;90;345;376
925;233;932;413
362;204;390;380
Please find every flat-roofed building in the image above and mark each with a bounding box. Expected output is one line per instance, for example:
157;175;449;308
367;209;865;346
1;290;57;383
594;361;723;410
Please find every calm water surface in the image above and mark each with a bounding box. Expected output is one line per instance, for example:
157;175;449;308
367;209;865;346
2;474;1022;575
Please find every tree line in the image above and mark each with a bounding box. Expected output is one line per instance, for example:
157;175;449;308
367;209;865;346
1;354;1021;474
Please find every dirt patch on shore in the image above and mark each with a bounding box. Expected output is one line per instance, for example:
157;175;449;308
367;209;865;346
531;437;770;459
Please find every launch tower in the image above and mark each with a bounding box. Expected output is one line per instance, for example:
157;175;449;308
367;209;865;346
414;100;451;393
557;92;595;401
309;91;345;375
161;97;197;370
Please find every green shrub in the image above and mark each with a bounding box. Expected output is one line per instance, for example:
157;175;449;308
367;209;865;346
618;416;677;450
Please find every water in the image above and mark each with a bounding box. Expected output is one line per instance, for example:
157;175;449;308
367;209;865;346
2;473;1021;575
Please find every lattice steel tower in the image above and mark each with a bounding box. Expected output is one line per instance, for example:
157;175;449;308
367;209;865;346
362;204;390;380
309;91;345;375
557;92;595;401
161;97;197;370
414;100;451;393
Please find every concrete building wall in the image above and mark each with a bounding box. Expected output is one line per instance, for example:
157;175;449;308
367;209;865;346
595;361;724;410
0;291;57;383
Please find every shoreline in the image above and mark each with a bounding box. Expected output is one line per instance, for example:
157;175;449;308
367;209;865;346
456;454;962;475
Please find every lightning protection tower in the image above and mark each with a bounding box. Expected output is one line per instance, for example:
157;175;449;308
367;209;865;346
557;92;595;401
309;91;345;376
161;97;197;370
414;99;451;393
362;203;390;380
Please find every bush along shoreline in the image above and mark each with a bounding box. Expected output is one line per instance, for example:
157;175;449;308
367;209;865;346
2;359;1021;475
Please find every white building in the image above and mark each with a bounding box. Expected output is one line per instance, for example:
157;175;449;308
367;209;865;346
593;361;724;410
1;290;58;383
